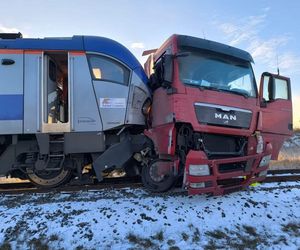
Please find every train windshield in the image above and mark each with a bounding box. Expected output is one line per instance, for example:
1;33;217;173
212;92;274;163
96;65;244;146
178;49;257;98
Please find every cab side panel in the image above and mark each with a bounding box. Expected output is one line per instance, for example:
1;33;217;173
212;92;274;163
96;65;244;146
0;51;24;134
93;80;128;130
70;53;103;132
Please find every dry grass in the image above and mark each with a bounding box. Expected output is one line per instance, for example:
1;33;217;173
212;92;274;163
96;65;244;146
270;133;300;170
0;177;29;184
270;150;300;170
293;128;300;133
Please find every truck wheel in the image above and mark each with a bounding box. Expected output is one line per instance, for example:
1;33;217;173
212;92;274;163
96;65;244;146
27;168;72;188
141;159;176;193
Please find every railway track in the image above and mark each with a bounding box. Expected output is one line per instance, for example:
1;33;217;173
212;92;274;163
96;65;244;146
0;169;299;195
0;176;143;195
265;169;300;183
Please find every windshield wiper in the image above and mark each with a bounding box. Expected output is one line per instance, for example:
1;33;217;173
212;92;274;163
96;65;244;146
197;85;249;98
185;82;250;98
198;85;221;92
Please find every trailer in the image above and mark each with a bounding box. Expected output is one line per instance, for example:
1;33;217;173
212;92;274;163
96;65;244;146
0;33;151;187
141;34;293;195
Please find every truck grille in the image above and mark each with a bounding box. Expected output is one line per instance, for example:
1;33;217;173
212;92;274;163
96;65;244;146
217;178;244;187
197;133;247;159
218;161;247;173
194;103;252;129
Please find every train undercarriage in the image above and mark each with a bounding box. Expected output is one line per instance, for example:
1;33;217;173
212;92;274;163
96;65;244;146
0;130;152;188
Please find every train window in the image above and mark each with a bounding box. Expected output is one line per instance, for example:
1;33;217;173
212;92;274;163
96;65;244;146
88;55;130;85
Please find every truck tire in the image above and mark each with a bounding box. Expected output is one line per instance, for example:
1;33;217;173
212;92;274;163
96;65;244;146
141;159;176;193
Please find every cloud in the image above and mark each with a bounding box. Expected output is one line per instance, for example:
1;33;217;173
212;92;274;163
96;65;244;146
247;37;289;68
130;42;145;49
0;24;29;38
0;25;20;34
278;53;300;75
217;13;300;76
220;14;266;46
262;7;271;13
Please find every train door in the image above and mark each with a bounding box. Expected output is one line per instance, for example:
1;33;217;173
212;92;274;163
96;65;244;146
41;52;70;133
87;54;131;130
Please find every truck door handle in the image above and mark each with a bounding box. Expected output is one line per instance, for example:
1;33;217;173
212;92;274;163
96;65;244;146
1;59;15;65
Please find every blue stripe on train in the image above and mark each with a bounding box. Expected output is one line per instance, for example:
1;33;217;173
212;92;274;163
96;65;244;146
0;94;23;120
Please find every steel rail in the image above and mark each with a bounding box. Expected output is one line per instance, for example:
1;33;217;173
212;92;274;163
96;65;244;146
0;169;299;195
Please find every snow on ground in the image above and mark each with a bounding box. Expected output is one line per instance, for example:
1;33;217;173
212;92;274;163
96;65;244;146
283;133;300;148
0;181;300;250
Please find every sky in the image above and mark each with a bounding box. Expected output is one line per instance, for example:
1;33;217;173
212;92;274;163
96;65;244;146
0;0;299;127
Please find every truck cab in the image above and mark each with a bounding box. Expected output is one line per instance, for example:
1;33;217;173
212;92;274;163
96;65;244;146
142;34;293;195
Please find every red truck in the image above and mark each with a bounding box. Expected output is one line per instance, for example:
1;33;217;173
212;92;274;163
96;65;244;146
141;34;293;195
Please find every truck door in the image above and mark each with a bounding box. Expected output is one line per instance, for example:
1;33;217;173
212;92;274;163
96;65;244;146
259;72;293;158
0;50;24;134
87;54;130;130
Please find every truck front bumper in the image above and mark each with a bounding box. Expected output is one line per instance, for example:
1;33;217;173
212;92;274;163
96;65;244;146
184;143;272;196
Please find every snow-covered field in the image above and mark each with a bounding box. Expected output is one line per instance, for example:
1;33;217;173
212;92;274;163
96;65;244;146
0;133;299;249
0;181;300;250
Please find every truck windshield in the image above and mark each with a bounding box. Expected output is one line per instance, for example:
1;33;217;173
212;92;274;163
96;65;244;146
178;50;257;98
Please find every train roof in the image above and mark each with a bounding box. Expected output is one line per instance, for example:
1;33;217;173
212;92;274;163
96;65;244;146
0;35;147;83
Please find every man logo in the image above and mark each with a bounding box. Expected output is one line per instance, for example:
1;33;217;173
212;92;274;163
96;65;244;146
214;113;237;121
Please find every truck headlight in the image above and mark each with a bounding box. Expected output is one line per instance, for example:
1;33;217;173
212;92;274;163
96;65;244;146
189;164;210;176
256;133;264;154
190;182;205;188
259;155;271;167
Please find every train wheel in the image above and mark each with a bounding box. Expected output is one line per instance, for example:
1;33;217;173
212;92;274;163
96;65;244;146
141;159;176;193
27;168;72;188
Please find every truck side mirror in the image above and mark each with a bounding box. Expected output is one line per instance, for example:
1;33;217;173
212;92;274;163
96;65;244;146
162;54;173;86
152;54;174;90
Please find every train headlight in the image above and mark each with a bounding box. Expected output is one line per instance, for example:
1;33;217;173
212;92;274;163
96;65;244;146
142;99;152;116
189;164;210;176
259;155;272;167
